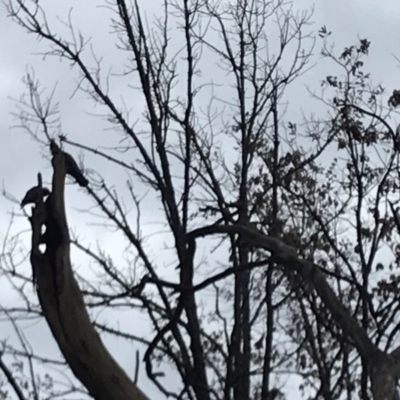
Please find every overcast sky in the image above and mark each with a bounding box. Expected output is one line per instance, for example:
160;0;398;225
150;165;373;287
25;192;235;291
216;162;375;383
1;0;400;399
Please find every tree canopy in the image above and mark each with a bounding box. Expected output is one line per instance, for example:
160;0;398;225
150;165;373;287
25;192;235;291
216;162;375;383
1;1;400;400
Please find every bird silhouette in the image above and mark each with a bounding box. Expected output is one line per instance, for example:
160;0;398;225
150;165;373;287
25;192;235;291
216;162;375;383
50;140;89;187
21;186;50;208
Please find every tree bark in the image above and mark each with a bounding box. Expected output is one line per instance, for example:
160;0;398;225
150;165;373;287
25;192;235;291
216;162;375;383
370;353;400;400
30;153;150;400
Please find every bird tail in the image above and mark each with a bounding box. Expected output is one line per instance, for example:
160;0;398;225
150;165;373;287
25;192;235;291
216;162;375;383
76;174;89;187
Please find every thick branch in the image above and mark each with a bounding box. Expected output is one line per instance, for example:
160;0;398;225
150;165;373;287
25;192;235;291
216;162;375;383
189;224;379;362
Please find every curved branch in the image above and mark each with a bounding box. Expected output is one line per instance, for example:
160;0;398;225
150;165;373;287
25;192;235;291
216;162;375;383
188;224;379;362
29;153;150;400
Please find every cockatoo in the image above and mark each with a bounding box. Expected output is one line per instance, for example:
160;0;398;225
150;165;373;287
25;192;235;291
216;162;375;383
21;186;50;208
50;140;89;187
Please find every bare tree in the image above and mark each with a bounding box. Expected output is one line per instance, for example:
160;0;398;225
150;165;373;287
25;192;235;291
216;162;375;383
2;1;400;400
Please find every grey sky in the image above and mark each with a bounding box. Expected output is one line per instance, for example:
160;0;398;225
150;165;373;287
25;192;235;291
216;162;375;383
1;0;400;399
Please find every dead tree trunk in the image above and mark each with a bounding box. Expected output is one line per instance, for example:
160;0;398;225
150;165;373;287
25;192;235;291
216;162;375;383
29;153;150;400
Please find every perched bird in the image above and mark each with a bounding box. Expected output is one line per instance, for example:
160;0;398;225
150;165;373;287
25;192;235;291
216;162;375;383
395;123;400;151
21;186;50;208
50;140;89;187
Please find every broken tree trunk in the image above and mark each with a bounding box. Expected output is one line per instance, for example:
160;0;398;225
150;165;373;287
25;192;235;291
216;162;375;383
29;153;150;400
